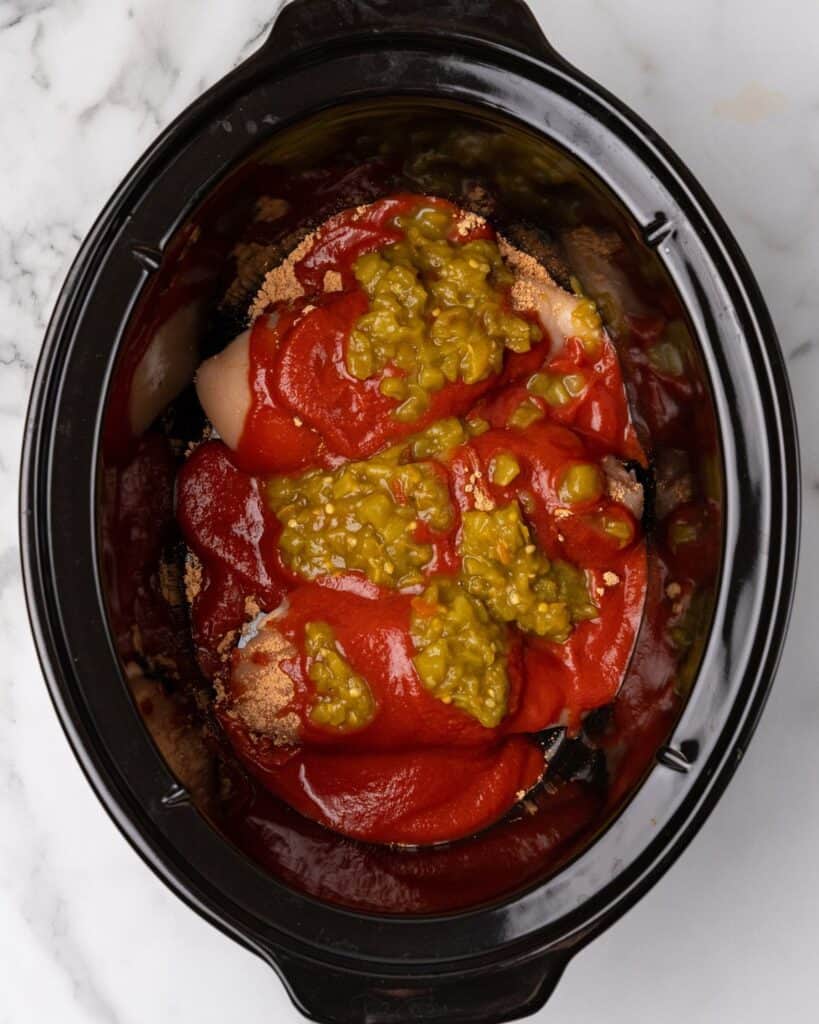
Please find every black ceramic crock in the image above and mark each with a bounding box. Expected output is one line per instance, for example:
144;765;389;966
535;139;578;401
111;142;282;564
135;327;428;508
20;1;799;1021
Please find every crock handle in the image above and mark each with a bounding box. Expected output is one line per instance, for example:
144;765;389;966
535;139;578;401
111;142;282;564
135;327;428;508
274;951;570;1024
261;0;558;62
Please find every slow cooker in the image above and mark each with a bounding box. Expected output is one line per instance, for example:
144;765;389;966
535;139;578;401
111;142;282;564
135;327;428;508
20;1;799;1020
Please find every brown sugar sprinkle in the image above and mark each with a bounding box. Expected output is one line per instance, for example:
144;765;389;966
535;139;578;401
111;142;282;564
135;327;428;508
454;210;486;237
217;630;237;658
265;711;301;747
249;230;318;317
498;236;557;313
323;270;342;292
666;581;682;599
223;241;281;310
249;200;379;315
254;196;290;222
184;553;203;604
505;224;571;286
553;507;572;520
244;596;261;620
473;488;495;512
602;571;620;587
230;627;300;743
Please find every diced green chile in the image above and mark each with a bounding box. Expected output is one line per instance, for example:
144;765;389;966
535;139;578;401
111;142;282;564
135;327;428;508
507;398;544;429
559;463;605;505
267;451;453;588
411;579;510;728
489;452;521;486
527;370;587;407
459;503;597;640
406;417;468;460
569;292;604;355
348;206;541;421
306;622;375;730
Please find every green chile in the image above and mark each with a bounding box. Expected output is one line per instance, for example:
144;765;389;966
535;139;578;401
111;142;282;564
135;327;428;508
306;622;375;730
268;452;453;588
348;206;541;421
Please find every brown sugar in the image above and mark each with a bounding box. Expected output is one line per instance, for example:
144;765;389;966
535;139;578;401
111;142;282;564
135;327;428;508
323;270;342;292
454;210;486;237
229;626;300;744
184;552;203;604
498;236;558;313
473;489;495;512
504;224;572;287
223;241;281;310
217;630;237;659
263;711;301;747
249;230;318;318
221;198;292;308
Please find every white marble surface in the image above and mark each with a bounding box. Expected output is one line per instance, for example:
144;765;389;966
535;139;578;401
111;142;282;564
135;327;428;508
1;1;815;1021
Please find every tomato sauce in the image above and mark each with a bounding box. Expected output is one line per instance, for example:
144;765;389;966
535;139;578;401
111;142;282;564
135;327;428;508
176;194;650;848
233;194;514;473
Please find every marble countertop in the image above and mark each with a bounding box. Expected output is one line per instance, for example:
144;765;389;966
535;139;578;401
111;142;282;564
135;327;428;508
1;2;815;1021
